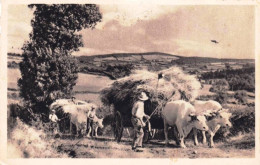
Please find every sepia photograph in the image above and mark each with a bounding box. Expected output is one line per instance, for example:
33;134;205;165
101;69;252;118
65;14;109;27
1;1;258;162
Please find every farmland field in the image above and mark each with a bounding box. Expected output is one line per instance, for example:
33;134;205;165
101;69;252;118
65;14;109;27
7;68;113;105
7;54;255;158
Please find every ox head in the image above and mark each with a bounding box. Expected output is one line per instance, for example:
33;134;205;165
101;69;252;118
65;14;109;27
208;109;232;128
189;113;209;131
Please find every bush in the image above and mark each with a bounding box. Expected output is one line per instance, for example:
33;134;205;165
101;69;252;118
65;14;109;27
215;91;228;104
105;64;134;79
201;67;255;92
8;61;19;68
234;90;248;104
229;106;255;135
209;79;229;92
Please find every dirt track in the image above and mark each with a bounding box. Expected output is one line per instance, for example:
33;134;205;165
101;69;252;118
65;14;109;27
55;135;254;158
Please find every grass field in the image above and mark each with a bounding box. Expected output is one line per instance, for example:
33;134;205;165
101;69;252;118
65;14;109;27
51;133;254;158
7;63;255;158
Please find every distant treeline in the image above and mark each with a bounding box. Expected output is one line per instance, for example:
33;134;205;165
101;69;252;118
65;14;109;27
201;67;255;92
81;64;134;80
8;53;22;57
77;52;181;60
8;61;19;68
172;57;254;65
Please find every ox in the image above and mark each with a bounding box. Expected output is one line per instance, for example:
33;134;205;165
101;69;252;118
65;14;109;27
87;115;104;137
50;100;98;136
162;100;209;148
193;100;222;114
49;99;73;110
193;100;232;147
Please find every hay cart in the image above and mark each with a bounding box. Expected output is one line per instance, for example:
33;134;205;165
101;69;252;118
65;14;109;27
112;101;165;142
101;67;198;143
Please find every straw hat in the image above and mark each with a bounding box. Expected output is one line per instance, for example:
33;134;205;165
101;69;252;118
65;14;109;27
138;92;149;101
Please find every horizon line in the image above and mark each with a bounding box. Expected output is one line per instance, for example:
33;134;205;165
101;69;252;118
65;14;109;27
8;51;255;60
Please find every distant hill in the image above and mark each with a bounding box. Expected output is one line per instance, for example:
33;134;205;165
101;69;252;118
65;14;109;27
7;51;255;80
172;56;254;65
79;52;182;59
77;52;254;64
8;52;254;63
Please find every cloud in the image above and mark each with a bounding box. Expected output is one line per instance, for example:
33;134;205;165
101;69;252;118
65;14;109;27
7;5;254;59
81;5;254;59
96;4;180;28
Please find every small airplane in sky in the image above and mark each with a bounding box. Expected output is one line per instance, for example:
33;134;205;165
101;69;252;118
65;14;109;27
211;40;219;44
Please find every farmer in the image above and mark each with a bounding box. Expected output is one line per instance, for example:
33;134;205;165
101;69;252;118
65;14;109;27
131;91;150;152
49;109;60;134
86;106;96;137
71;96;76;104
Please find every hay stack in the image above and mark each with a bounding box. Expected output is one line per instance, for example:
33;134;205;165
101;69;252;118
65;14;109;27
100;66;201;127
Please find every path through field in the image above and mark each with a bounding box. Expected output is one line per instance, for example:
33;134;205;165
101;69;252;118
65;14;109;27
55;135;254;158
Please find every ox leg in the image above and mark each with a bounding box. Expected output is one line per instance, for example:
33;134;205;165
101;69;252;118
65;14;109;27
95;126;98;137
151;129;156;139
163;119;169;146
208;132;215;148
173;126;180;145
193;128;199;146
176;124;186;148
91;125;95;137
125;128;131;137
202;131;207;144
87;126;91;137
75;125;79;136
209;125;220;148
70;122;72;135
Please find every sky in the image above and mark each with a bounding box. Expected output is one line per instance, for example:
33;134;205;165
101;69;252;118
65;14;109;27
8;5;255;59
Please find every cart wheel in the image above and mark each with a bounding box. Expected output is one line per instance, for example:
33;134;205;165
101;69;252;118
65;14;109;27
113;111;123;142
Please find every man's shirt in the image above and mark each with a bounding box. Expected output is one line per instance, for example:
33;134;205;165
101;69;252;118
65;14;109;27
132;101;146;119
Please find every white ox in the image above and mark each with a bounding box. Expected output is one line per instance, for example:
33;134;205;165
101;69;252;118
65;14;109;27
63;103;97;136
50;99;73;110
50;99;98;136
193;100;232;148
162;100;209;148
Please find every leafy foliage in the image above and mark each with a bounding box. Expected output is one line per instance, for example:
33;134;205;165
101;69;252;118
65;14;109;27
201;67;255;92
18;5;102;114
105;64;134;79
215;91;228;104
223;106;255;137
209;79;229;92
28;4;102;52
234;90;248;104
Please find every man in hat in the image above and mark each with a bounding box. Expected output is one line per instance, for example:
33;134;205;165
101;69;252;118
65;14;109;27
131;91;150;152
49;109;60;134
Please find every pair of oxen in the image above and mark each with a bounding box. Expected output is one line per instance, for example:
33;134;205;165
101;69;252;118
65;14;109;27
49;99;104;137
161;100;232;148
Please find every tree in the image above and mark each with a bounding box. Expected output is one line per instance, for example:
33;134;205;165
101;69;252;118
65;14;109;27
216;91;228;104
209;79;229;92
18;4;102;114
225;63;231;70
234;90;248;104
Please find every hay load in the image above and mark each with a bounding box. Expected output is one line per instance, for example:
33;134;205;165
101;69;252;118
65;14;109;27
100;66;201;128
